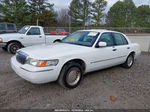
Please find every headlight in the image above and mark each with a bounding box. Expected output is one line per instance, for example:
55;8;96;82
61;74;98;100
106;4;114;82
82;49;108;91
27;58;59;67
0;38;3;43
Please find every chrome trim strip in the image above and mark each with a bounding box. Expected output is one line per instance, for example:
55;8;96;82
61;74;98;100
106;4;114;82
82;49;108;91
91;55;127;64
20;67;53;72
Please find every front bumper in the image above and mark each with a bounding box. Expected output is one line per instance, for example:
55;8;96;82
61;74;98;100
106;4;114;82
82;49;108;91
0;43;7;48
11;56;60;84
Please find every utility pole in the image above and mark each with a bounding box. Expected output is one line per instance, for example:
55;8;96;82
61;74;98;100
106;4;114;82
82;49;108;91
36;1;39;26
69;15;71;33
36;19;39;26
148;0;150;53
148;37;150;53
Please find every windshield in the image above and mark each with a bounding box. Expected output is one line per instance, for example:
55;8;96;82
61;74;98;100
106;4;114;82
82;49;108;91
61;31;100;47
18;26;30;34
0;23;5;30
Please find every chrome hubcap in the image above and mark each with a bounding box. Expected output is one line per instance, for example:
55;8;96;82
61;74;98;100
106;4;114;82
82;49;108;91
127;56;133;67
11;45;19;53
67;67;81;86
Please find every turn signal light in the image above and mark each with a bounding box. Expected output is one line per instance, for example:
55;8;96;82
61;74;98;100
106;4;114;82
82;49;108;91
0;39;3;43
36;61;47;67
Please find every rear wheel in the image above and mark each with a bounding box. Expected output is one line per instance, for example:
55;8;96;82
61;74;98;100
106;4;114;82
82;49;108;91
58;62;83;89
7;42;22;54
122;53;134;68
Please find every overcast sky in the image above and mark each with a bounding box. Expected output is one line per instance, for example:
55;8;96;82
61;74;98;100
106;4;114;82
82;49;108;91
49;0;150;12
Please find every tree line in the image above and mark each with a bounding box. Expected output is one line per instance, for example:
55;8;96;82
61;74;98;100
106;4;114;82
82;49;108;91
0;0;57;26
0;0;150;27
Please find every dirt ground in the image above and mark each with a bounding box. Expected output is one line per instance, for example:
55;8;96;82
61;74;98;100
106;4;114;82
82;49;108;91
0;49;150;109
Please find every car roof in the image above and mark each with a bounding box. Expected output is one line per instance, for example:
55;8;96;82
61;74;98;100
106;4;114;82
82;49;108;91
24;25;43;27
79;29;121;33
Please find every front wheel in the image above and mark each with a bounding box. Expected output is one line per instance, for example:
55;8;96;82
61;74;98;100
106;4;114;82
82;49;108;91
122;54;134;68
7;42;22;54
58;62;83;89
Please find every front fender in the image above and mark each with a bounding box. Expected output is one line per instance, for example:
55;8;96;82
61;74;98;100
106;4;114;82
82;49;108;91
0;33;24;43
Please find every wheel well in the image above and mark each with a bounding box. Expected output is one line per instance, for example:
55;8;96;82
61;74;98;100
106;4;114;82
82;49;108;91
7;40;23;47
130;51;135;56
53;39;61;43
63;59;86;72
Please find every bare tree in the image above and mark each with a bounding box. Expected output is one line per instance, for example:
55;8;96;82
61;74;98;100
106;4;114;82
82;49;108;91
57;9;70;27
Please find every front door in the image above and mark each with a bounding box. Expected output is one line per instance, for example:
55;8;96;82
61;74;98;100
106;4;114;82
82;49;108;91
24;27;45;46
87;32;117;72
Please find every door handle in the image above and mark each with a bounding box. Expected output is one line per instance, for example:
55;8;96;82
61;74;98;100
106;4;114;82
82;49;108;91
113;49;117;51
127;47;130;49
39;36;42;38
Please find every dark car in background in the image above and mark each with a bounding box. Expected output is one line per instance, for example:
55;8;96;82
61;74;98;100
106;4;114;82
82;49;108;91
0;22;17;34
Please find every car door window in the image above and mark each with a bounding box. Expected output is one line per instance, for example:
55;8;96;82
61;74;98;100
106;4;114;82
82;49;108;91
0;24;6;30
7;24;15;30
99;33;114;47
27;27;41;35
121;34;128;45
113;33;128;45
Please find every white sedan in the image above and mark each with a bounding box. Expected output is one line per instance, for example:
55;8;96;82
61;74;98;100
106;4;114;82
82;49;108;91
11;29;141;89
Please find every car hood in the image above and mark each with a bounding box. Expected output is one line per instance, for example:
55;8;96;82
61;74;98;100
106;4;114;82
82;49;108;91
19;43;91;59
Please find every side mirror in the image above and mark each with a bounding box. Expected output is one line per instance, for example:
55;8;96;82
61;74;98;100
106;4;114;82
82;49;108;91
98;42;107;47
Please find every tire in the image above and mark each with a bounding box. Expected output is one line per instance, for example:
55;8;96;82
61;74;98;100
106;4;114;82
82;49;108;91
122;53;134;68
2;46;7;51
58;62;83;89
7;42;22;54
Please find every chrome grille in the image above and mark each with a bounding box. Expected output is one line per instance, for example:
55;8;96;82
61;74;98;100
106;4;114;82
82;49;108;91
16;51;28;64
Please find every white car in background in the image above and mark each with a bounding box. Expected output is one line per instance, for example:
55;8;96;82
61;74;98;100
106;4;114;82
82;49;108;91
0;26;66;54
11;29;141;89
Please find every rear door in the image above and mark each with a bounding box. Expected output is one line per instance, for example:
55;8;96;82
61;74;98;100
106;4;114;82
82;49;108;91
112;33;130;64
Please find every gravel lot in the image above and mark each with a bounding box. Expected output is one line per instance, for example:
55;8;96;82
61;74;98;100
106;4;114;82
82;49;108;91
0;49;150;109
